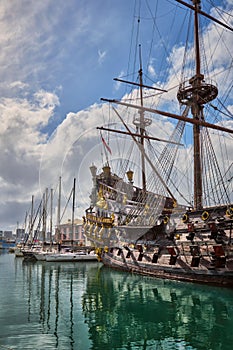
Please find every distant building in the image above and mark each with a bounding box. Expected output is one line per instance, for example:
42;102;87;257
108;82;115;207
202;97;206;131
3;231;13;240
55;218;86;245
16;228;25;241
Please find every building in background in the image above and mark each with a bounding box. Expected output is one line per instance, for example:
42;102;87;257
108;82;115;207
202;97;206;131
16;228;25;241
3;231;13;240
56;218;86;245
0;230;15;249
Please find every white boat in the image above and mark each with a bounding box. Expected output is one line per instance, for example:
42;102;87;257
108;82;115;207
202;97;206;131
14;247;24;257
45;250;98;262
33;250;57;261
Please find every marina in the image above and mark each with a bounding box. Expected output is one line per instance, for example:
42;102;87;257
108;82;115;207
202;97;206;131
1;251;233;350
0;1;233;349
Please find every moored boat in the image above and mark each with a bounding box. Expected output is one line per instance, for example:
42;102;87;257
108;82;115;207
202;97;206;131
45;250;98;262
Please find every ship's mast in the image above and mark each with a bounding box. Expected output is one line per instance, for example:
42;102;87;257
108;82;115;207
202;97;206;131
138;45;146;193
131;45;152;194
177;0;218;210
192;0;203;210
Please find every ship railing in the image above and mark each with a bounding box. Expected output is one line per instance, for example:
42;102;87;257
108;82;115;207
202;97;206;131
86;213;114;226
179;77;218;91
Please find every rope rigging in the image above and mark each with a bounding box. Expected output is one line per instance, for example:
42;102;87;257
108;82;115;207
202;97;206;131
97;0;232;223
201;127;231;206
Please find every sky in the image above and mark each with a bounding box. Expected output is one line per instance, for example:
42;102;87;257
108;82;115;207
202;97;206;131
0;0;232;232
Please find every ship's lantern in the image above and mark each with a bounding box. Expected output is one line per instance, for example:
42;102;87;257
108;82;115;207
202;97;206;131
102;165;111;177
126;169;134;183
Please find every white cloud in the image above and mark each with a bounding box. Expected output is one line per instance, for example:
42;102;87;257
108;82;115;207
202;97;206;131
0;89;59;228
148;64;156;78
114;71;125;91
98;49;107;65
9;81;29;90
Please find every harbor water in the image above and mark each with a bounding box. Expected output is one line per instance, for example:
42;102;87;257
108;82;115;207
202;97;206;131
0;252;233;350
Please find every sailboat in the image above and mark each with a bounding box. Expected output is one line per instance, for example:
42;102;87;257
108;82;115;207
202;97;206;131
43;178;98;262
84;0;233;286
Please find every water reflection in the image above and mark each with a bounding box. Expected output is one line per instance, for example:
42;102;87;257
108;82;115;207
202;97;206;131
20;259;98;349
8;256;233;350
82;266;233;350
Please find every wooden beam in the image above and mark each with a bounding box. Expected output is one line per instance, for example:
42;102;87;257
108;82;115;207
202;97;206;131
101;98;233;135
114;78;167;93
175;0;233;32
97;126;183;146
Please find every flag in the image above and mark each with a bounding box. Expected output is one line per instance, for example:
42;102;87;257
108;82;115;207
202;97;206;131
101;134;112;155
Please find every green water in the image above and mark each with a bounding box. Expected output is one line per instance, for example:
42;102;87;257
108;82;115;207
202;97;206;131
0;252;233;350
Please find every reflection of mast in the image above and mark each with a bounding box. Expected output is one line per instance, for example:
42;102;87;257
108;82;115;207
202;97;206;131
54;265;60;348
26;263;33;322
70;274;74;348
47;268;53;331
39;264;46;326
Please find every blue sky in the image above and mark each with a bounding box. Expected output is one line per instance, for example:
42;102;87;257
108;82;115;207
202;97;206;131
0;0;232;231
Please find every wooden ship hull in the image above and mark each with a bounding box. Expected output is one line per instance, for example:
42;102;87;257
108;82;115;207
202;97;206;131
101;250;233;287
85;205;233;287
101;236;233;288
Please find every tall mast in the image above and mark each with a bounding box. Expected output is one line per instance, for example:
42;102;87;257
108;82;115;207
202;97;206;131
56;176;61;242
42;188;48;249
192;0;202;210
71;178;76;245
177;0;218;210
131;45;152;194
50;188;53;249
29;195;34;242
138;45;146;193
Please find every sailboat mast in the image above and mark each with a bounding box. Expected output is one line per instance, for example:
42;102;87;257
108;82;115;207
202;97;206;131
56;176;61;242
29;195;34;242
71;178;76;244
50;188;53;249
42;188;48;249
138;45;147;194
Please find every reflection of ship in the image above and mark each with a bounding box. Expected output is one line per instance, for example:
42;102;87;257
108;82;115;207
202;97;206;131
82;266;233;350
21;260;100;349
84;1;233;286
